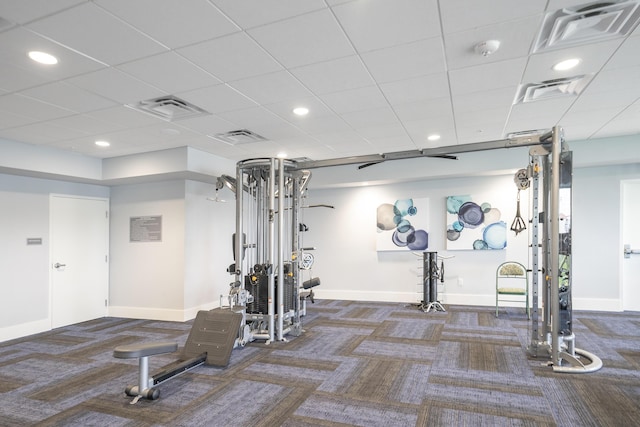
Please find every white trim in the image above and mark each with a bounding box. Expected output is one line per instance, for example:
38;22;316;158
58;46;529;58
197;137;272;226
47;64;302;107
109;300;218;322
0;319;50;344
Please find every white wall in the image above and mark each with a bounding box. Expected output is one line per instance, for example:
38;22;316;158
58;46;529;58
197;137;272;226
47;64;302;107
0;174;109;342
184;180;235;311
303;174;530;305
109;179;236;321
303;162;640;311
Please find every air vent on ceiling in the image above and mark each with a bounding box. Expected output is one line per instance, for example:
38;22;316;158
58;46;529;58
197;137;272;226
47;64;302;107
211;129;268;145
514;75;593;103
533;1;640;52
127;95;209;121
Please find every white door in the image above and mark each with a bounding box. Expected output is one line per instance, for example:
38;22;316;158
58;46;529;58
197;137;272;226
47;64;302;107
622;180;640;311
51;195;109;328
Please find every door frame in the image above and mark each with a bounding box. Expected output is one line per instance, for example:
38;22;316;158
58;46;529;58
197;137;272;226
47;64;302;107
49;194;110;328
620;179;640;312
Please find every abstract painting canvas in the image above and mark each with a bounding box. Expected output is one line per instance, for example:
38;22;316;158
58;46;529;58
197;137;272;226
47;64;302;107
376;198;429;251
446;194;507;250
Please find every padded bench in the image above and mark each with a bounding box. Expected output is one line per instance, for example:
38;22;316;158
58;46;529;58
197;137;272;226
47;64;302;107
113;341;178;403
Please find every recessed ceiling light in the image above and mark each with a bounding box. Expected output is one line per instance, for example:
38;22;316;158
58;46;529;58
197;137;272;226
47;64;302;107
427;134;441;141
276;152;288;158
95;140;110;147
293;107;309;116
28;51;58;65
553;58;581;71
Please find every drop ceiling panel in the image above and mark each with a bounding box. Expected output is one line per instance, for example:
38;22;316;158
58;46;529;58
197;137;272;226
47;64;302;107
333;0;441;52
95;0;239;49
66;68;163;105
340;106;401;130
319;86;389;114
0;0;84;24
360;37;446;84
228;71;313;105
84;106;162;130
0;93;73;121
439;0;546;34
263;96;335;121
216;106;289;128
380;73;450;105
449;58;528;95
26;2;166;65
444;17;541;71
604;34;640;69
0;27;105;81
177;84;257;115
248;9;355;68
0;121;86;145
177;32;282;83
522;40;624;83
213;0;326;29
289;114;352;135
392;98;454;123
290;55;374;95
117;52;222;94
20;82;117;114
452;87;518;114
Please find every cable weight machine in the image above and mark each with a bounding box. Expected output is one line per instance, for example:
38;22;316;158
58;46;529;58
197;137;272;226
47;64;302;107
523;127;602;372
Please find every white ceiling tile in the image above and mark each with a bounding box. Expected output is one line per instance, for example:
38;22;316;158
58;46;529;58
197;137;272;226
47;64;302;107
570;86;640;112
605;36;640;69
248;122;310;140
248;9;355;68
444;17;541;71
522;39;624;83
340;106;400;129
560;107;623;140
380;73;450;104
455;124;505;144
506;97;575;133
291;114;353;135
228;71;313;105
585;65;640;94
173;114;237;137
20;82;117;113
0;93;73;121
66;68;163;104
452;87;517;114
404;117;455;140
356;123;408;140
0;0;84;24
0;61;51;92
439;0;546;34
0;108;36;130
84;106;162;129
217;106;288;128
117;52;222;94
0;27;105;81
0;121;86;145
95;0;239;49
26;2;166;65
333;0;441;52
213;0;326;29
263;96;335;121
319;86;389;114
44;114;120;135
290;55;374;95
449;58;527;95
392;98;454;122
177;32;282;83
361;37;446;84
177;84;257;114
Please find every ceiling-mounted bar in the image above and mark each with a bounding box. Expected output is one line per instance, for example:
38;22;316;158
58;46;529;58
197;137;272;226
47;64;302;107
294;134;550;170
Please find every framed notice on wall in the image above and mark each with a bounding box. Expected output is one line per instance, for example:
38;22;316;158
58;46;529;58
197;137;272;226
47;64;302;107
130;215;162;242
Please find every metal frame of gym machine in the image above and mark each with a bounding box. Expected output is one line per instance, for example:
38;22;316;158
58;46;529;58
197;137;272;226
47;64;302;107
225;157;311;345
294;124;601;373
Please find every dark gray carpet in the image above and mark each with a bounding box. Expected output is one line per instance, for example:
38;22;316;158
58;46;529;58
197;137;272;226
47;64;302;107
1;301;639;426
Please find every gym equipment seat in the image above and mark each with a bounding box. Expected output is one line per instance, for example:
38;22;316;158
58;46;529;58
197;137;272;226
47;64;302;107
496;261;529;318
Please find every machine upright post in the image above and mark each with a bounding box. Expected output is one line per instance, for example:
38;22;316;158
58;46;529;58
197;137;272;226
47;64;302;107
268;159;276;342
235;166;244;299
277;158;285;341
549;126;561;366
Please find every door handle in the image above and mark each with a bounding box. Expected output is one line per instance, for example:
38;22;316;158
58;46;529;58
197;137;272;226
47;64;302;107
54;263;66;269
624;244;640;259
